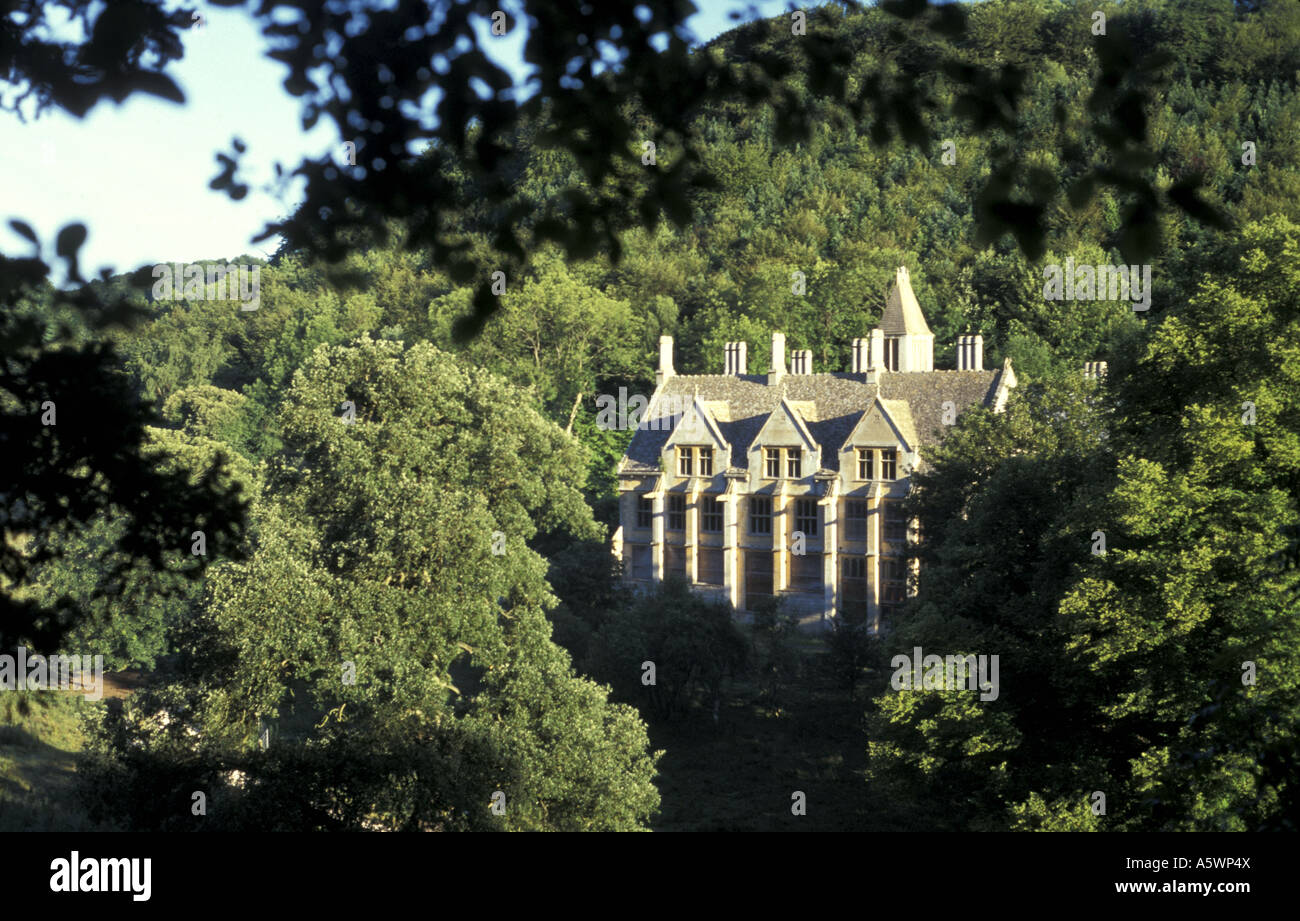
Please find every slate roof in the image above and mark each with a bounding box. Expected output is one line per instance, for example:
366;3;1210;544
879;267;932;337
619;369;1004;475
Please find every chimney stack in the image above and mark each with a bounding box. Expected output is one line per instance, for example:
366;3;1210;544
851;338;869;373
657;335;674;386
869;329;885;372
956;334;984;371
725;341;748;375
790;349;812;375
768;332;786;385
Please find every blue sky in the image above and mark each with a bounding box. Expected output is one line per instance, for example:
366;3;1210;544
0;1;795;275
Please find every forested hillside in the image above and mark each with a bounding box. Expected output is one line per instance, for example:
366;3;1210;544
97;0;1300;482
5;0;1299;831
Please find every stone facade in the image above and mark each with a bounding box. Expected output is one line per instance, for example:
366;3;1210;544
612;267;1017;630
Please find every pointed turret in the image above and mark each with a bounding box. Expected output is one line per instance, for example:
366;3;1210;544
875;266;934;371
880;266;931;336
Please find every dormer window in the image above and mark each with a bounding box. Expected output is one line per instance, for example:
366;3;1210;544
677;446;713;477
855;448;898;481
763;447;803;480
786;448;802;479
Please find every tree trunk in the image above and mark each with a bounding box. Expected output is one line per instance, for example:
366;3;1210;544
564;390;583;435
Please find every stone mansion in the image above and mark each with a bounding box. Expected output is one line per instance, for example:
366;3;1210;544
611;266;1018;630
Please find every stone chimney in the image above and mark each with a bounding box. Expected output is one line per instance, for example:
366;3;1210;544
790;349;812;375
956;334;984;371
851;337;869;373
724;341;748;375
1083;361;1108;381
768;332;786;385
657;335;674;387
869;329;885;372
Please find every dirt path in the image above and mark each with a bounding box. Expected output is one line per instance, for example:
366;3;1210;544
62;669;148;700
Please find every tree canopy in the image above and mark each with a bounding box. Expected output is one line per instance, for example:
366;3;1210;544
81;338;660;830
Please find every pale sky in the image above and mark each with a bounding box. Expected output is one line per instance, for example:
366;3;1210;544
0;1;794;276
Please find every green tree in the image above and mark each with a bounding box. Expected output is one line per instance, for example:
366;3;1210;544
588;577;748;722
81;338;660;831
866;217;1300;832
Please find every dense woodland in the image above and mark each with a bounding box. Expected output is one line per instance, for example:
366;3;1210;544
3;0;1299;831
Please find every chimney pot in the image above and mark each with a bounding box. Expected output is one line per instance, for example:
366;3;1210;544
851;337;868;374
725;341;748;375
956;334;985;371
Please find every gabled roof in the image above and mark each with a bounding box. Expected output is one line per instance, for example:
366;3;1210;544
836;392;927;459
664;392;730;452
750;395;819;455
619;368;1004;475
879;266;932;337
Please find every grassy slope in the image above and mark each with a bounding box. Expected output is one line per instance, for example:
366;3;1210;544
0;693;106;831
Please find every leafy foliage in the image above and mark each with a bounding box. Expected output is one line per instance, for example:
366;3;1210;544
867;217;1300;832
80;340;660;830
588;577;748;722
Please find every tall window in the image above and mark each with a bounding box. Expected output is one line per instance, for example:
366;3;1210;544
630;545;652;580
882;558;907;608
841;557;868;624
794;498;818;536
881;448;897;480
667;494;685;531
636;496;653;529
885;337;900;371
697;548;724;585
883;501;907;542
845;499;868;540
789;554;822;593
677;447;693;476
699;447;713;476
749;496;772;535
856;448;873;481
765;448;781;479
745;551;774;604
701;496;723;533
786;447;802;479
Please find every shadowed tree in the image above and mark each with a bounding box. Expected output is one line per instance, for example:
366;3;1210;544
79;338;661;830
